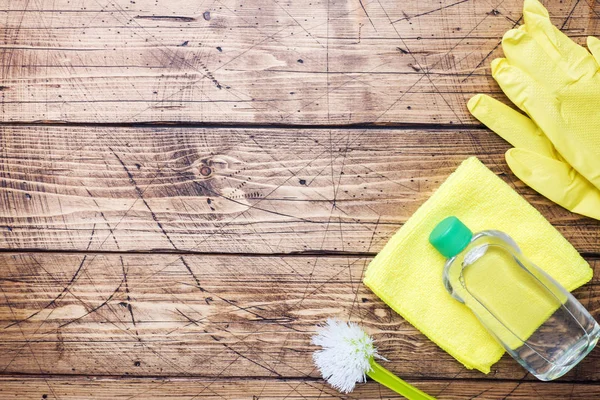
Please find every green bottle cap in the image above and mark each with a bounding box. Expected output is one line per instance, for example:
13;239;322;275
429;216;473;258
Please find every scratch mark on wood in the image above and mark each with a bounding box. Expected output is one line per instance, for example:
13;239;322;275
5;255;88;329
175;308;200;326
110;147;177;250
392;0;469;23
0;279;62;399
562;0;582;29
358;0;377;31
120;256;140;339
180;256;206;292
501;372;530;400
59;278;125;328
271;0;325;48
469;388;489;399
461;14;523;82
85;189;121;250
134;15;196;22
219;342;283;377
86;223;96;250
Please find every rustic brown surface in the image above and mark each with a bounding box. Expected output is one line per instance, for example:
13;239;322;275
1;0;600;399
2;377;600;400
1;253;600;382
1;125;599;254
1;0;598;124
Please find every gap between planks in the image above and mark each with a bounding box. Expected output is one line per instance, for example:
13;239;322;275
1;373;600;384
0;120;488;131
0;249;599;259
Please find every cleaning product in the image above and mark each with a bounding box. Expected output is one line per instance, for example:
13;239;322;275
468;0;600;219
429;216;600;380
363;157;593;374
312;319;435;399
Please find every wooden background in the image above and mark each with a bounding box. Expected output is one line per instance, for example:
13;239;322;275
1;0;600;398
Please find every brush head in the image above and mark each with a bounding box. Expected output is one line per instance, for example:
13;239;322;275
311;319;384;393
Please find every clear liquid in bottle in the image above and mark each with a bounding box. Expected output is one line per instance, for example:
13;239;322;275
430;216;600;380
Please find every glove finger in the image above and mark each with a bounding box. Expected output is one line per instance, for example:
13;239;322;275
506;148;600;220
495;56;600;191
502;28;572;91
588;36;600;67
491;58;560;123
523;0;598;79
467;94;556;158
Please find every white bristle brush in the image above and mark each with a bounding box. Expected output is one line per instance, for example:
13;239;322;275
312;319;435;399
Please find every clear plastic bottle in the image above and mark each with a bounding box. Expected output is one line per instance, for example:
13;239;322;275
429;216;600;381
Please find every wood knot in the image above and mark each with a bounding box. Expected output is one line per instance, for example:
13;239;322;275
199;166;213;177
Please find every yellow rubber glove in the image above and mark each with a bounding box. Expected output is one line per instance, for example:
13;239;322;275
468;0;600;220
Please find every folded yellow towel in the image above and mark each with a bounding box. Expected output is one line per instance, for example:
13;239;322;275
363;157;592;373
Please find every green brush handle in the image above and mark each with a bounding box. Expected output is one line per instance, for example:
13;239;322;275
368;360;436;400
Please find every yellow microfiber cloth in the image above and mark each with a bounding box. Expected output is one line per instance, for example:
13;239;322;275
363;157;593;373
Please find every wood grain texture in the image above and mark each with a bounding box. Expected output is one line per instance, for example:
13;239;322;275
1;0;598;124
1;253;599;382
2;376;600;400
3;1;600;398
1;125;599;254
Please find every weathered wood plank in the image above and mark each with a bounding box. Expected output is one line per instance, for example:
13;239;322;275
1;253;599;381
1;125;599;254
1;0;598;123
2;376;600;400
